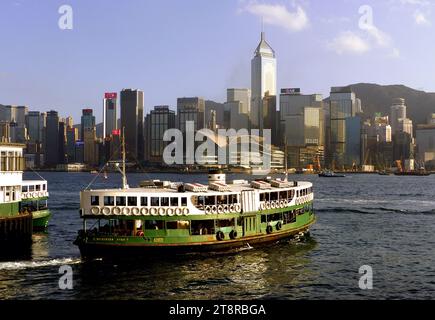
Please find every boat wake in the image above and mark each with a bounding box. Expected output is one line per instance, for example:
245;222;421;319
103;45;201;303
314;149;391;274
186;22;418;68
0;257;81;271
316;207;435;215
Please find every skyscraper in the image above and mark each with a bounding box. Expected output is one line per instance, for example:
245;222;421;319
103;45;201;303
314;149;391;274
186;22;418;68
147;106;175;164
44;111;60;166
80;109;95;141
120;89;144;161
251;32;277;129
177;97;205;133
103;92;118;139
390;98;407;134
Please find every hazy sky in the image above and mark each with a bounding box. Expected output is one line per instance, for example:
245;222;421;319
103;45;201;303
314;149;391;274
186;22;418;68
1;0;434;123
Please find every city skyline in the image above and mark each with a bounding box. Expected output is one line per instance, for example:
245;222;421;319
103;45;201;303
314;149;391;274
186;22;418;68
1;0;435;122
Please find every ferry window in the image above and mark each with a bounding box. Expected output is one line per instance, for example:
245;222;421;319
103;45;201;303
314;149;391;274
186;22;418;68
36;185;41;191
43;184;46;191
230;194;238;204
91;196;100;206
205;196;215;206
29;185;34;192
104;196;114;206
260;193;266;201
217;195;228;205
181;197;187;207
116;196;126;206
161;197;169;207
296;191;299;197
265;193;270;201
217;219;234;228
128;197;137;206
151;197;160;206
170;197;178;206
289;190;294;199
145;220;164;230
270;192;278;201
167;221;190;230
22;186;28;193
191;220;215;235
141;197;148;206
279;191;287;200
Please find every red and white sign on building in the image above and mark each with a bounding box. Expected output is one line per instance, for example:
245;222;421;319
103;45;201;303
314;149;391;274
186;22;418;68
105;92;117;99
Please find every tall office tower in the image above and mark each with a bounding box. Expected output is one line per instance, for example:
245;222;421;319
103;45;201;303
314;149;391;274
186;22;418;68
416;120;435;168
208;110;217;132
227;89;251;115
205;100;225;128
44;111;60;166
344;116;362;168
147;106;176;164
26;111;43;143
251;32;276;129
121;89;144;161
65;116;74;128
398;118;413;139
58;121;67;164
2;105;28;143
262;93;277;142
84;126;98;165
225;89;251;130
177;97;205;133
390;98;407;134
329;86;358;168
103;92;118;139
80;109;95;141
66;126;79;162
280;88;324;168
0;122;10;142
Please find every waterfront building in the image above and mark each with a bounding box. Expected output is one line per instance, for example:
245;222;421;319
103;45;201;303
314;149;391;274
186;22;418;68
148;106;175;165
103;92;117;139
177;97;205;133
120;89;144;161
280;89;324;169
416;123;435;169
58;121;67;165
205;101;224;129
227;89;251;115
84;127;98;166
66;126;79;162
80;109;95;141
44;111;60;167
344;116;362;169
251;32;276;129
328;86;358;169
390;98;407;134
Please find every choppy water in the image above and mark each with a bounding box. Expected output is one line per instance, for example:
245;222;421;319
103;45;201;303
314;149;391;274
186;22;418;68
1;172;435;299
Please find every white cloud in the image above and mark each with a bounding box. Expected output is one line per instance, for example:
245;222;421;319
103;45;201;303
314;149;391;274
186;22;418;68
365;25;392;47
414;10;431;25
241;2;309;32
327;31;370;55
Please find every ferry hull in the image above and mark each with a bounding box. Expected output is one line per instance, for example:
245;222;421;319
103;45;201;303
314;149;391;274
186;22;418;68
32;210;51;231
76;218;315;260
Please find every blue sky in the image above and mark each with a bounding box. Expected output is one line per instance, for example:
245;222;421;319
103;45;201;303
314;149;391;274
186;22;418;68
1;0;434;123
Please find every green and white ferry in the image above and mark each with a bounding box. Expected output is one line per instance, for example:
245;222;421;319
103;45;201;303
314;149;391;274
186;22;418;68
0;143;51;248
75;143;315;259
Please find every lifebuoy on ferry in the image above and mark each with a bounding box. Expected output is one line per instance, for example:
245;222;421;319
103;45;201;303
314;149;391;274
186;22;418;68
211;205;218;214
229;204;235;212
140;208;149;216
271;201;276;209
280;200;285;208
32;192;38;198
91;207;100;215
122;207;131;216
235;204;241;213
260;202;265;210
229;230;238;240
217;205;224;214
266;225;273;234
223;205;229;214
167;208;175;216
22;193;27;200
205;206;212;215
175;208;183;216
158;207;166;216
150;207;158;216
284;200;288;207
276;221;282;231
216;231;225;241
136;231;144;237
112;207;121;215
182;208;189;216
131;207;140;216
102;207;111;216
265;202;271;210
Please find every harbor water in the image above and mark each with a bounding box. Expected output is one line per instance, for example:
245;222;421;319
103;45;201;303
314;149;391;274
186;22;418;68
1;172;435;299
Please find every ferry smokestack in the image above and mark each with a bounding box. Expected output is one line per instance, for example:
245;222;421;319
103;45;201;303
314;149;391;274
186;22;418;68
208;170;226;184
